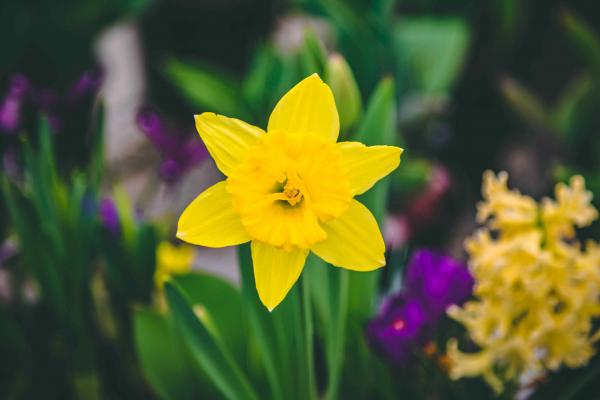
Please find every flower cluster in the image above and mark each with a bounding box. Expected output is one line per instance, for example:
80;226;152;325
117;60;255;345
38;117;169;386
368;249;473;364
447;171;600;392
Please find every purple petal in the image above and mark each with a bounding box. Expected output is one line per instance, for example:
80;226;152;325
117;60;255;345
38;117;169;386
136;108;177;151
69;69;103;102
367;295;429;364
8;74;29;97
99;198;120;236
405;249;473;322
0;96;23;132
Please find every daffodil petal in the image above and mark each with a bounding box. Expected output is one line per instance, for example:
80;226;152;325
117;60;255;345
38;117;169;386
312;200;385;271
338;142;403;195
195;112;265;176
177;181;250;247
267;73;339;142
251;241;308;311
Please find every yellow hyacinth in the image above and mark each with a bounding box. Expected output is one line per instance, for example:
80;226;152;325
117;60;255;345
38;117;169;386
177;74;403;310
447;171;600;392
154;241;195;288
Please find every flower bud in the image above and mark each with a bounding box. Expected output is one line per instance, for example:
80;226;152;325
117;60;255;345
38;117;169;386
325;53;362;133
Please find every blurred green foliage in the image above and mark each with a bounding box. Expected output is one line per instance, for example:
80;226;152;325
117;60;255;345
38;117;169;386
1;119;158;399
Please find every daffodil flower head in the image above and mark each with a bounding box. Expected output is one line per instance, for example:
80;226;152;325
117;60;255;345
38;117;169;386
176;74;403;310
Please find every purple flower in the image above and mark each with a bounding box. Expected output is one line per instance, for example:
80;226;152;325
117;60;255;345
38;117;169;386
405;249;474;323
35;69;103;133
137;108;207;182
0;70;102;135
68;69;103;103
368;296;428;364
99;198;120;236
367;249;473;364
0;74;29;133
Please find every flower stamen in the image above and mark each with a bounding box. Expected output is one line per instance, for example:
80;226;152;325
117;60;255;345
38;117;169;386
283;182;302;205
281;171;304;206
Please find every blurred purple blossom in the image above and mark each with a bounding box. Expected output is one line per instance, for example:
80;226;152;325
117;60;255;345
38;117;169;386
367;249;473;364
68;70;103;103
137;108;207;182
405;250;474;323
368;296;428;363
0;74;29;133
99;198;120;236
0;69;102;135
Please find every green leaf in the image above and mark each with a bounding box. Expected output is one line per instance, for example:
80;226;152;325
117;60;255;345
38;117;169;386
561;10;600;81
272;56;302;113
172;273;249;365
498;76;554;131
165;281;259;400
134;308;197;400
298;29;327;76
389;156;431;200
242;45;278;117
237;244;317;400
87;104;105;189
394;18;470;94
164;59;241;117
351;76;397;318
553;73;595;141
305;255;349;400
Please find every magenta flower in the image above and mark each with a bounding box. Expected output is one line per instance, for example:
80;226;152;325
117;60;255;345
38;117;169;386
367;249;473;364
368;295;428;363
405;249;474;323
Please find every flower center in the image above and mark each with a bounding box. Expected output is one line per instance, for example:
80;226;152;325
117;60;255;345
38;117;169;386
281;174;303;206
393;319;406;331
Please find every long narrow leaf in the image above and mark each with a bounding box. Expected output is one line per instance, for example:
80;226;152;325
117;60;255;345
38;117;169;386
134;308;197;400
165;281;259;400
164;59;242;117
350;76;397;320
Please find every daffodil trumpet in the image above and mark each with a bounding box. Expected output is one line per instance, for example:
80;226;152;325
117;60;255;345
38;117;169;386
177;74;403;310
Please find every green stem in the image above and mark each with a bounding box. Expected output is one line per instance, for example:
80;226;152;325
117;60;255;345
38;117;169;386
237;245;285;400
326;270;349;400
302;274;317;400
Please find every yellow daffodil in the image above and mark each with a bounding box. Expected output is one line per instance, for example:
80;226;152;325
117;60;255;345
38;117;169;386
447;171;600;392
177;74;403;310
154;241;195;288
